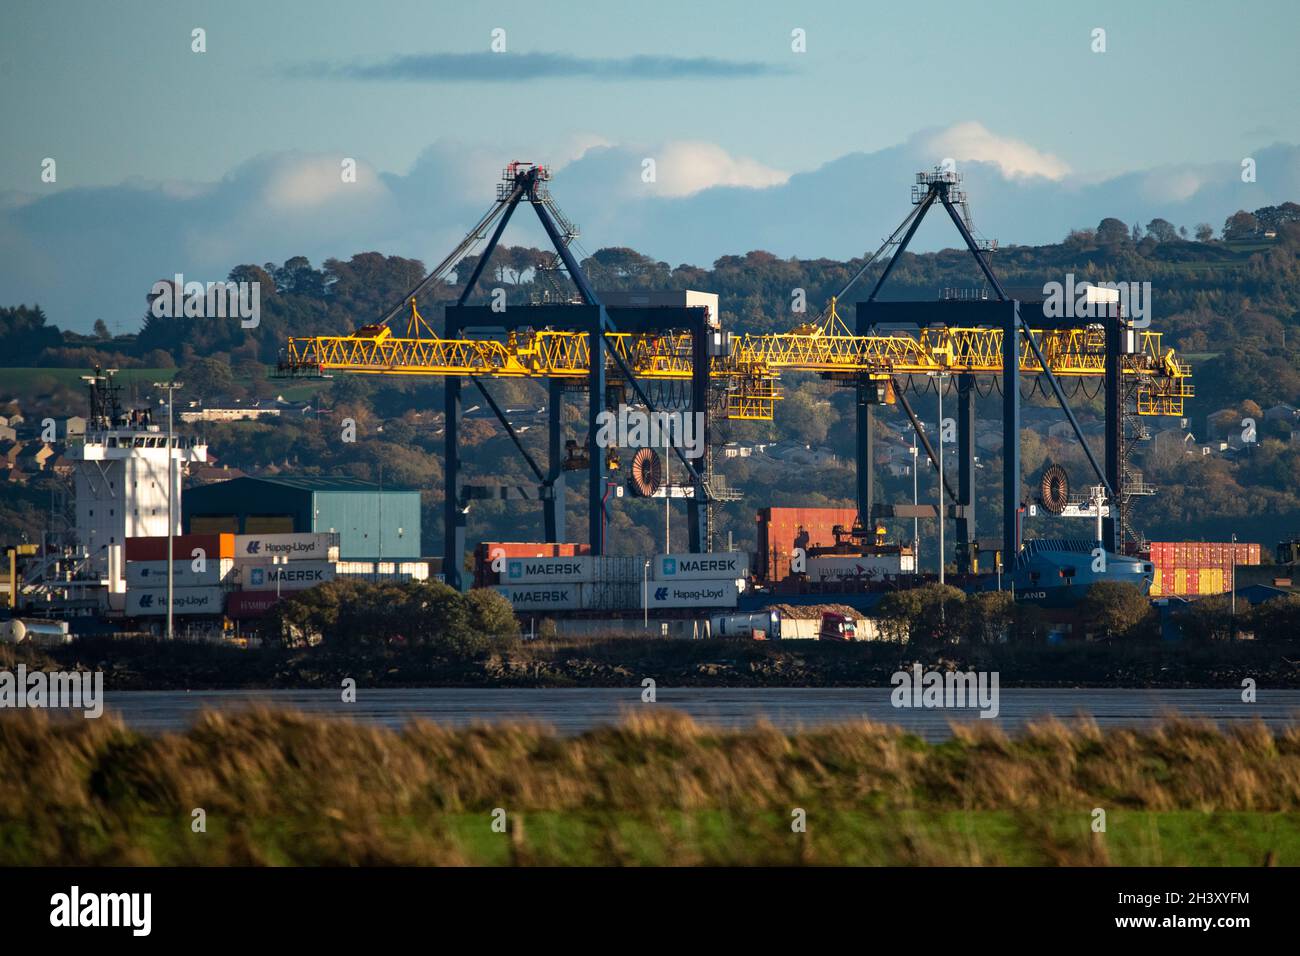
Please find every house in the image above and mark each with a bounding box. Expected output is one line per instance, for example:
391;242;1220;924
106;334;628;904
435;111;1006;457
59;416;86;439
1206;408;1241;439
17;441;55;472
1264;403;1298;424
1153;429;1198;455
722;442;754;459
47;454;74;477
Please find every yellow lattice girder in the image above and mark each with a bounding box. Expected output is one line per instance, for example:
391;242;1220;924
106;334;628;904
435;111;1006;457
282;313;1191;419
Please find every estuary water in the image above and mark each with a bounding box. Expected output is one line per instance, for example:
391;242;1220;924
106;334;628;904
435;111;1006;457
93;687;1300;740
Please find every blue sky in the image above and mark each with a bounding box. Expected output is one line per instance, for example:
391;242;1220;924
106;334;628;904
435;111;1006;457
1;0;1297;330
4;0;1294;188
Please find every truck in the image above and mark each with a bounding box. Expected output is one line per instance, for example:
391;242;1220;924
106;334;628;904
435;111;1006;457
818;612;858;641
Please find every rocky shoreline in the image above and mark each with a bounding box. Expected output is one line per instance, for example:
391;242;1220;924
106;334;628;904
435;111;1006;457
9;635;1299;690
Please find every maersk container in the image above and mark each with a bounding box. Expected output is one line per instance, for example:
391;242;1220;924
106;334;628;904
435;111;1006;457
653;552;749;581
492;582;583;611
126;558;234;588
239;560;336;591
500;555;595;584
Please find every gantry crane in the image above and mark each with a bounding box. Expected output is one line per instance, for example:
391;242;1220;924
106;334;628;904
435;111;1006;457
279;163;1192;585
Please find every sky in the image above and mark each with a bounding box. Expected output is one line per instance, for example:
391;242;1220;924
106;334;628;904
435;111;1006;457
1;0;1297;331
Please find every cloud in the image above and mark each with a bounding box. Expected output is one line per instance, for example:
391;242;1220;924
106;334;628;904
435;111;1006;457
922;121;1071;181
3;126;1299;333
287;52;787;83
651;142;789;197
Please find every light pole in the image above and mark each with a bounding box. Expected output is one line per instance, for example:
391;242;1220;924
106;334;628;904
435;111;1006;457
643;559;651;629
153;380;183;641
1230;532;1237;641
910;444;919;571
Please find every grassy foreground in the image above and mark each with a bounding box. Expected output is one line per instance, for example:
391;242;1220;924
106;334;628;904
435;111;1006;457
2;709;1298;866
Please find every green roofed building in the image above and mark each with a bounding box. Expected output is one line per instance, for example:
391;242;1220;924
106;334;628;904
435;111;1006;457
182;475;419;560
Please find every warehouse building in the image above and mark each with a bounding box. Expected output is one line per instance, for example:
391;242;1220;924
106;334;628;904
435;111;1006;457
182;475;419;560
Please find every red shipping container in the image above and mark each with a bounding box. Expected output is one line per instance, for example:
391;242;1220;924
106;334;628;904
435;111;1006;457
226;590;285;619
126;533;234;562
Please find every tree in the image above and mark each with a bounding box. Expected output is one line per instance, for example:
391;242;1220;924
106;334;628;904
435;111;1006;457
1223;210;1262;241
1096;217;1130;245
876;583;966;643
179;356;235;402
0;305;62;364
1079;582;1152;639
1179;595;1233;641
1145;218;1178;243
92;318;111;340
1194;223;1214;241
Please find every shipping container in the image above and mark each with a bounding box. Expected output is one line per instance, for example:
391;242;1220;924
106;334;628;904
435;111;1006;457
499;555;596;584
238;560;336;591
806;554;910;580
125;558;234;588
225;590;285;619
475;541;590;586
492;583;583;611
491;578;740;612
234;532;340;562
654;552;749;581
125;533;234;562
756;506;858;582
645;579;739;609
126;586;224;616
487;554;640;585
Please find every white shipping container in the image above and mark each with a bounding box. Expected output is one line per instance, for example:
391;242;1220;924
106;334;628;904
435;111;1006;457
234;532;340;562
806;554;911;580
493;583;583;611
126;586;224;616
494;578;738;612
126;558;234;588
654;552;749;581
501;555;595;584
644;579;739;609
240;560;337;591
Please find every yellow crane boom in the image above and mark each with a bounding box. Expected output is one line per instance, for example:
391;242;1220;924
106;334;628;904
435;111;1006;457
280;298;1192;420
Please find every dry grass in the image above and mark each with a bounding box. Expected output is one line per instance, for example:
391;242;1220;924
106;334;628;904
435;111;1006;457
2;708;1298;865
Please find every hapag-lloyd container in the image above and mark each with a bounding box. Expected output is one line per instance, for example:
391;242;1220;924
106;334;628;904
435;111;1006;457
125;586;224;616
234;532;339;562
125;557;234;588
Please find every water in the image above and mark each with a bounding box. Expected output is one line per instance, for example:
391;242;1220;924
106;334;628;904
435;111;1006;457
91;688;1300;740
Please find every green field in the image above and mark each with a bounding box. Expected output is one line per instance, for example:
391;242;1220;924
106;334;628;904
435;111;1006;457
2;708;1296;866
0;367;328;404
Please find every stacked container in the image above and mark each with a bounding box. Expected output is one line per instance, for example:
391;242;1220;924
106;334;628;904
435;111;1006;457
1147;541;1261;596
124;533;235;617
